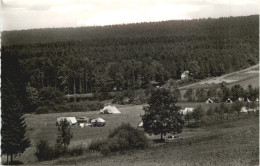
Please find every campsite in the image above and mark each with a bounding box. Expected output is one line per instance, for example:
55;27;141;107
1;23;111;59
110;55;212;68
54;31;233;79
12;97;258;165
1;7;259;165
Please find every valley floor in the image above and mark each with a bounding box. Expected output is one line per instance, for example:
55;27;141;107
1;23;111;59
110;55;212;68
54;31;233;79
40;115;259;166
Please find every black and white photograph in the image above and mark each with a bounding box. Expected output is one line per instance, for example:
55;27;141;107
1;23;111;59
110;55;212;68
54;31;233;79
1;0;259;165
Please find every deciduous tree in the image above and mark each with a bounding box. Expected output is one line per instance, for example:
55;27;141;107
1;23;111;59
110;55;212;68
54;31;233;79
141;88;184;140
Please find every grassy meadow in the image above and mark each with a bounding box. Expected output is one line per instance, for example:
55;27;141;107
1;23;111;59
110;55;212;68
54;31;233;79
9;101;258;165
40;112;259;166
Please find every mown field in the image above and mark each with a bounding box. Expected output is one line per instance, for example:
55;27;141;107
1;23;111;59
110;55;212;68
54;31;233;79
179;64;259;101
179;64;259;91
10;101;258;165
41;112;259;166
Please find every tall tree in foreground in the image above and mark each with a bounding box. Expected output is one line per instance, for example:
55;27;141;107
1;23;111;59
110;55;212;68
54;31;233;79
55;119;73;154
1;79;31;164
141;88;184;140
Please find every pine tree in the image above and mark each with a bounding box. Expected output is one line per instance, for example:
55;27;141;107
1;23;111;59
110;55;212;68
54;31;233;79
1;80;31;164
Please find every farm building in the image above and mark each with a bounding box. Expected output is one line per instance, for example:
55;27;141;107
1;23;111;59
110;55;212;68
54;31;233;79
57;117;77;125
100;105;121;114
181;71;189;80
205;98;214;104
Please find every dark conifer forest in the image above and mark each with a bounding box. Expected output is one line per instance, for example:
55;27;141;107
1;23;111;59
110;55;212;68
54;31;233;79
2;15;259;108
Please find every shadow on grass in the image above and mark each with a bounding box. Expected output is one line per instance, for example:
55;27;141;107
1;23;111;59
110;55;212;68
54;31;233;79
2;160;23;165
152;139;165;143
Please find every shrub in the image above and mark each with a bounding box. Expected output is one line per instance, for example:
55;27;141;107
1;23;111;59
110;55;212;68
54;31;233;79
90;123;149;156
100;143;112;156
35;106;50;114
69;101;104;112
35;101;104;114
68;145;85;157
35;140;56;161
108;123;148;150
53;105;70;113
88;139;105;151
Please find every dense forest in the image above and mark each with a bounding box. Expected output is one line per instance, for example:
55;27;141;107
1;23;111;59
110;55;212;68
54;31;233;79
2;15;259;111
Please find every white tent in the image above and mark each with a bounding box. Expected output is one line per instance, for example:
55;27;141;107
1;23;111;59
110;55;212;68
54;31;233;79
179;107;195;115
247;98;251;102
100;105;121;114
205;98;214;104
240;106;248;113
57;117;77;125
137;121;143;128
226;98;233;103
238;97;244;102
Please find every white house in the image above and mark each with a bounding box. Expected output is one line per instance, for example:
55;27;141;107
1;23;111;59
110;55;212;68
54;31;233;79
181;71;190;80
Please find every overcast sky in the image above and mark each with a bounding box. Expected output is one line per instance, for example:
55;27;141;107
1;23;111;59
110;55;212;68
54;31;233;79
1;0;259;31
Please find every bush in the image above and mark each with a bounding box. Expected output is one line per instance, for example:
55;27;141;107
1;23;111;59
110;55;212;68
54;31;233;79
68;145;85;157
89;123;149;156
88;139;106;151
35;140;56;161
35;106;50;114
35;101;104;114
69;101;104;112
53;105;70;113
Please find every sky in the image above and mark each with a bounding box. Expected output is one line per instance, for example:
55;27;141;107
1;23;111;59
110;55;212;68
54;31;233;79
1;0;259;31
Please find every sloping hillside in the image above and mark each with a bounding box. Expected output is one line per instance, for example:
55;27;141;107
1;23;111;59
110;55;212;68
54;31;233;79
2;15;259;103
41;116;259;166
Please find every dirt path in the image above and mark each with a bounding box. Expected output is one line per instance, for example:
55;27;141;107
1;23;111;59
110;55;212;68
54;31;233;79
179;64;259;90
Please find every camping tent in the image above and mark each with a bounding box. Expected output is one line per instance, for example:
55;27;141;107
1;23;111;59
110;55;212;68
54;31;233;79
100;105;121;114
57;117;77;125
90;118;106;127
240;106;249;113
179;107;194;115
226;98;233;103
137;121;143;128
238;97;244;102
247;98;251;102
205;98;214;104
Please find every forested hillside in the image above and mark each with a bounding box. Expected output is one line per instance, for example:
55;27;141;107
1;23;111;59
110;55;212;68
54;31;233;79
2;15;259;103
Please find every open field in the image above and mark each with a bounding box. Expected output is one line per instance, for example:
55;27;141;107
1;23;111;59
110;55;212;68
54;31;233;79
41;114;259;166
9;101;257;165
179;64;259;90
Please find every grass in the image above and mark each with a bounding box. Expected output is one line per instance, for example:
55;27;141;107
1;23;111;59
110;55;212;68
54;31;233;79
43;115;259;166
8;102;258;165
11;104;145;163
180;64;259;91
227;76;259;89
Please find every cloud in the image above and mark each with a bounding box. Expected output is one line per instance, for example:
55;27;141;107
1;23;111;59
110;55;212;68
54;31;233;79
1;0;259;31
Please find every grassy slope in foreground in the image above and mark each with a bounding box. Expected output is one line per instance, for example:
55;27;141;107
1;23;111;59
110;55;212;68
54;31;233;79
45;116;258;166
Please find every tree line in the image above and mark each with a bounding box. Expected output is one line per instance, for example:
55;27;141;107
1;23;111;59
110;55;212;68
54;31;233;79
184;84;259;102
2;16;259;106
